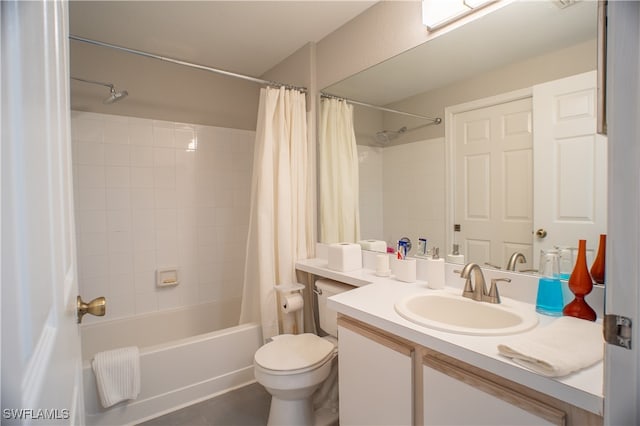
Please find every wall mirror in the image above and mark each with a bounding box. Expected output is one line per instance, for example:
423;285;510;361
321;0;605;274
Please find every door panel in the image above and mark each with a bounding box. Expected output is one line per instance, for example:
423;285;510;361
604;2;639;424
454;97;533;268
465;154;490;219
532;71;607;265
1;1;84;423
338;323;413;425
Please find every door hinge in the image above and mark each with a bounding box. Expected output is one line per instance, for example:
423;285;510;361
603;314;632;349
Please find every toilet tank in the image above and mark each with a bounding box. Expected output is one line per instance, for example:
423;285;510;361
316;279;354;337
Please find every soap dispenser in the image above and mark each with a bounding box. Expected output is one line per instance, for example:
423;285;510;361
426;247;445;289
447;224;465;265
446;244;465;265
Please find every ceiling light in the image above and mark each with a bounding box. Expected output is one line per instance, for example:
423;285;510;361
554;0;577;9
422;0;498;31
464;0;494;9
422;0;469;30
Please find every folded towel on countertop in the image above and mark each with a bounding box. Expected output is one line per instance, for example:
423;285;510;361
91;346;140;408
497;316;603;377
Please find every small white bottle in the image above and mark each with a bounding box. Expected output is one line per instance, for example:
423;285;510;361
446;244;465;265
426;247;446;289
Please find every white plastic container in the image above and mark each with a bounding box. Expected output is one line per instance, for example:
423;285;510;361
391;257;416;283
446;244;465;265
426;248;445;289
375;253;391;277
328;243;362;272
357;239;387;253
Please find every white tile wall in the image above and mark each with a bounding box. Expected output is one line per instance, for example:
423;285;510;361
383;138;446;255
357;145;384;240
72;111;254;322
357;138;446;255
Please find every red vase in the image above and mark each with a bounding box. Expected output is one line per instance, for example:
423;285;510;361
563;239;597;321
590;234;606;285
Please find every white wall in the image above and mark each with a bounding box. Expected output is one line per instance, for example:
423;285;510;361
357;137;446;255
382;138;446;255
353;39;596;258
70;41;261;130
357;145;384;240
384;39;597;143
71;111;254;322
315;1;505;89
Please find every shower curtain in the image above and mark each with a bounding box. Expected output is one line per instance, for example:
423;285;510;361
319;97;360;243
240;87;314;341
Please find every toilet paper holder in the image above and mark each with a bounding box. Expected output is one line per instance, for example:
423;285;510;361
275;283;306;309
276;283;306;334
275;282;305;296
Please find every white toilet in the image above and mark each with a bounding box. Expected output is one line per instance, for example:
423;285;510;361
254;279;352;426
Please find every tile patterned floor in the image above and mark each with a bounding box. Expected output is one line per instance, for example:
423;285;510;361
138;382;270;426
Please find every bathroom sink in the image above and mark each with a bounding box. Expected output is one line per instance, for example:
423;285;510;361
394;292;538;336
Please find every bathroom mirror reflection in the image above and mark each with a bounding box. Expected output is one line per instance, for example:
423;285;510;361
322;0;606;274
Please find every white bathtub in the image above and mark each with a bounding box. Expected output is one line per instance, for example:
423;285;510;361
81;301;262;426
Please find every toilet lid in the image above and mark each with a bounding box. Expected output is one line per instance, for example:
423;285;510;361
254;333;335;371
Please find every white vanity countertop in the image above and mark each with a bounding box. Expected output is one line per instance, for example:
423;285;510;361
296;258;604;416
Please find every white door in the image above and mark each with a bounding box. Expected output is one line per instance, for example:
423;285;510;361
452;97;533;269
1;1;85;424
604;2;639;424
532;71;607;266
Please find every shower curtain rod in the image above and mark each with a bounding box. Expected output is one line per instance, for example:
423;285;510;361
69;35;308;93
320;92;442;124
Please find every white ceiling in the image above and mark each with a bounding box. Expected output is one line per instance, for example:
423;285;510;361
69;0;597;113
69;1;377;78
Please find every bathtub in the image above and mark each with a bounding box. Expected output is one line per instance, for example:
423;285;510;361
81;301;263;426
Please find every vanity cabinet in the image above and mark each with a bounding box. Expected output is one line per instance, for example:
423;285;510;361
423;352;563;425
337;315;603;426
337;317;414;425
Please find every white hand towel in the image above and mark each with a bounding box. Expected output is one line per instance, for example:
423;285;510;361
497;316;603;377
91;346;141;408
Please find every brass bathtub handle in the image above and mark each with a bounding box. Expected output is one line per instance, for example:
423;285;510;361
77;295;106;324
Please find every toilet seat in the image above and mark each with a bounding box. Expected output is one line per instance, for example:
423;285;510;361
255;333;335;375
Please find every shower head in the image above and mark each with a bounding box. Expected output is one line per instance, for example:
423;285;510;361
374;126;407;144
71;76;129;105
103;86;129;104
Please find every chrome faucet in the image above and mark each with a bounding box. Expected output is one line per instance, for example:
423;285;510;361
506;252;527;271
459;262;511;304
460;263;488;302
486;278;511;304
